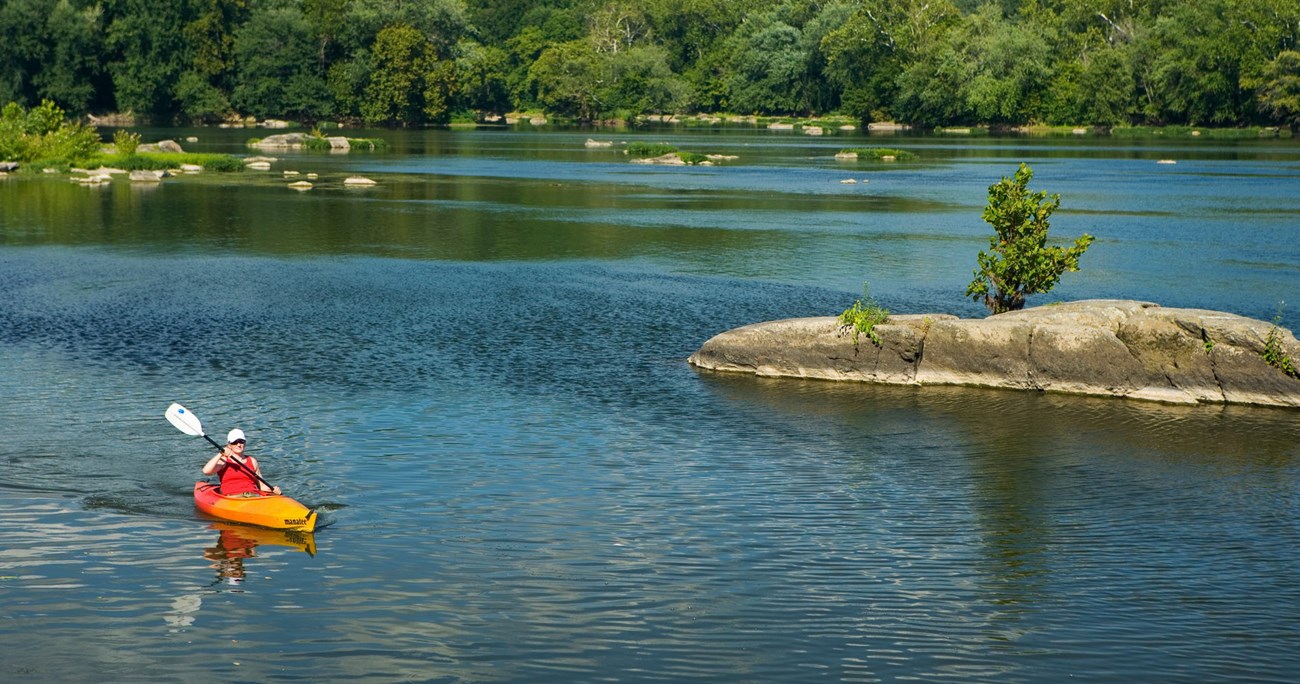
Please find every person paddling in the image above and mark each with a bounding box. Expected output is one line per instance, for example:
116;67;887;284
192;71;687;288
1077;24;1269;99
202;429;281;497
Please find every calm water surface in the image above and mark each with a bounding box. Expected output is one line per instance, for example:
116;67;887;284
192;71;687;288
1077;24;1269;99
2;129;1300;682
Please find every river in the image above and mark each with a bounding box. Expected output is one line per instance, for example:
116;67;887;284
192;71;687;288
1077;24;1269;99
2;127;1299;682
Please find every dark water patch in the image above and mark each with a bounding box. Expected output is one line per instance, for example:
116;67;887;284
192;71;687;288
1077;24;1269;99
0;250;842;400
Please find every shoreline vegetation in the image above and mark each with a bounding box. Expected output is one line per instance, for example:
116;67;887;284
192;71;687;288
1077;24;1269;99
2;99;1294;179
6;1;1300;135
89;110;1299;140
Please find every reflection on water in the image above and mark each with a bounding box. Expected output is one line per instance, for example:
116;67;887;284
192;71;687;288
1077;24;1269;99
205;528;255;587
205;523;317;588
163;594;202;631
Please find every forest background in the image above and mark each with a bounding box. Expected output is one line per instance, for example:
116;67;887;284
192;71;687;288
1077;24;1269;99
3;0;1300;131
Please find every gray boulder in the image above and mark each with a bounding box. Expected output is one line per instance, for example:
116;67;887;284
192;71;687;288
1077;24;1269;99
688;300;1300;408
252;133;311;150
138;140;184;153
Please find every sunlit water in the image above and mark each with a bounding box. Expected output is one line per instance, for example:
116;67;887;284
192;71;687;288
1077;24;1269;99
2;129;1300;682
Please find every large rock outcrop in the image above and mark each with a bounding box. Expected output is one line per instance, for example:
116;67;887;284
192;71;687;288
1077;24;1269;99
687;300;1300;408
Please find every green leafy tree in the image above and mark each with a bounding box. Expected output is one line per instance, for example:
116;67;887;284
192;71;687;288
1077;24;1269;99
0;0;45;106
894;37;972;126
645;0;756;73
363;23;451;125
1045;45;1135;125
104;0;190;121
725;18;809;114
468;0;549;44
823;0;958;122
303;0;350;69
176;0;247;122
643;0;756;112
821;7;901;122
503;24;551;109
959;5;1053;125
338;0;470;60
0;0;105;113
422;58;458;125
456;42;513;120
721;0;854;116
327;0;473;122
527;39;601;119
588;2;648;56
174;70;231;122
1249;50;1300;132
1133;1;1248;125
526;4;691;121
607;44;690;118
590;3;692;118
967;163;1095;315
231;6;332;121
795;0;854;115
36;0;105;112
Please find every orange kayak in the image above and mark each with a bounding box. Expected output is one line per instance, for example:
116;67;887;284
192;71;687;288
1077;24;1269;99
193;481;317;532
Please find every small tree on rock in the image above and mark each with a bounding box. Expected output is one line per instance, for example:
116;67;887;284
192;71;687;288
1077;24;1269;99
966;163;1094;315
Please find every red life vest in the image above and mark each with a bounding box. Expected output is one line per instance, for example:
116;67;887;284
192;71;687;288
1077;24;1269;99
219;457;260;495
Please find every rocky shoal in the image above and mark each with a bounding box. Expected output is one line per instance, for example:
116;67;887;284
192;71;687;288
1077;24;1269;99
688;300;1300;408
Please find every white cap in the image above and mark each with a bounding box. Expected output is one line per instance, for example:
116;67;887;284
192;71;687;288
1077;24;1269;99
227;428;246;443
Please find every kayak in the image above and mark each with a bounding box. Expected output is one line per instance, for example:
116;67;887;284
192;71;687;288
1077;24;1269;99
193;481;317;532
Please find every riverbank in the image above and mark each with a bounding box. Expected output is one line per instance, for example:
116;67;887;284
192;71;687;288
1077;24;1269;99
689;300;1300;408
429;113;1297;139
82;109;1297;140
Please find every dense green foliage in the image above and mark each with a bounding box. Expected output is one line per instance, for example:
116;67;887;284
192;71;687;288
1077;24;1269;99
2;1;1300;128
966;163;1094;314
0;100;100;163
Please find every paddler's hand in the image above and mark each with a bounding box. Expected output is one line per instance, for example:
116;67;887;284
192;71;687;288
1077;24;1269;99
271;486;282;495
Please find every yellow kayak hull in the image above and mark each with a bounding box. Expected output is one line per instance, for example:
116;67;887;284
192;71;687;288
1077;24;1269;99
193;481;317;532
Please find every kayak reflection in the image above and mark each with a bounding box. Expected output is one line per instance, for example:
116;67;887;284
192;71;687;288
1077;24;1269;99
203;522;317;586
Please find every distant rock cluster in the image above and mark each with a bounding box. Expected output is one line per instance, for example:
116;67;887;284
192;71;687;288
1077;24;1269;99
250;133;351;151
688;300;1300;408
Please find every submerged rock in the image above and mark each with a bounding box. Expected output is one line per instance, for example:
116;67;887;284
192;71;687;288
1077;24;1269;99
629;153;685;165
688;300;1300;408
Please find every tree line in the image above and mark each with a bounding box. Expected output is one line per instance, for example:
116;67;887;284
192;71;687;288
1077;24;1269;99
3;0;1299;130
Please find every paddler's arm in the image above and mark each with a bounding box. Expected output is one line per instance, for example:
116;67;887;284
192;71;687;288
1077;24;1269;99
202;449;231;475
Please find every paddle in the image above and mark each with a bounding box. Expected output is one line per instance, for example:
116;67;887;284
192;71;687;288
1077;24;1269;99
166;402;277;493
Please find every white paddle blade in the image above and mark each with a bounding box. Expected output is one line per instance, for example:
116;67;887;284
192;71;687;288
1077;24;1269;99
165;403;206;436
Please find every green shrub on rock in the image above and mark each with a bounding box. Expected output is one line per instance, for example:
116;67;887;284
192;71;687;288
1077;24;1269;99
839;284;890;347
